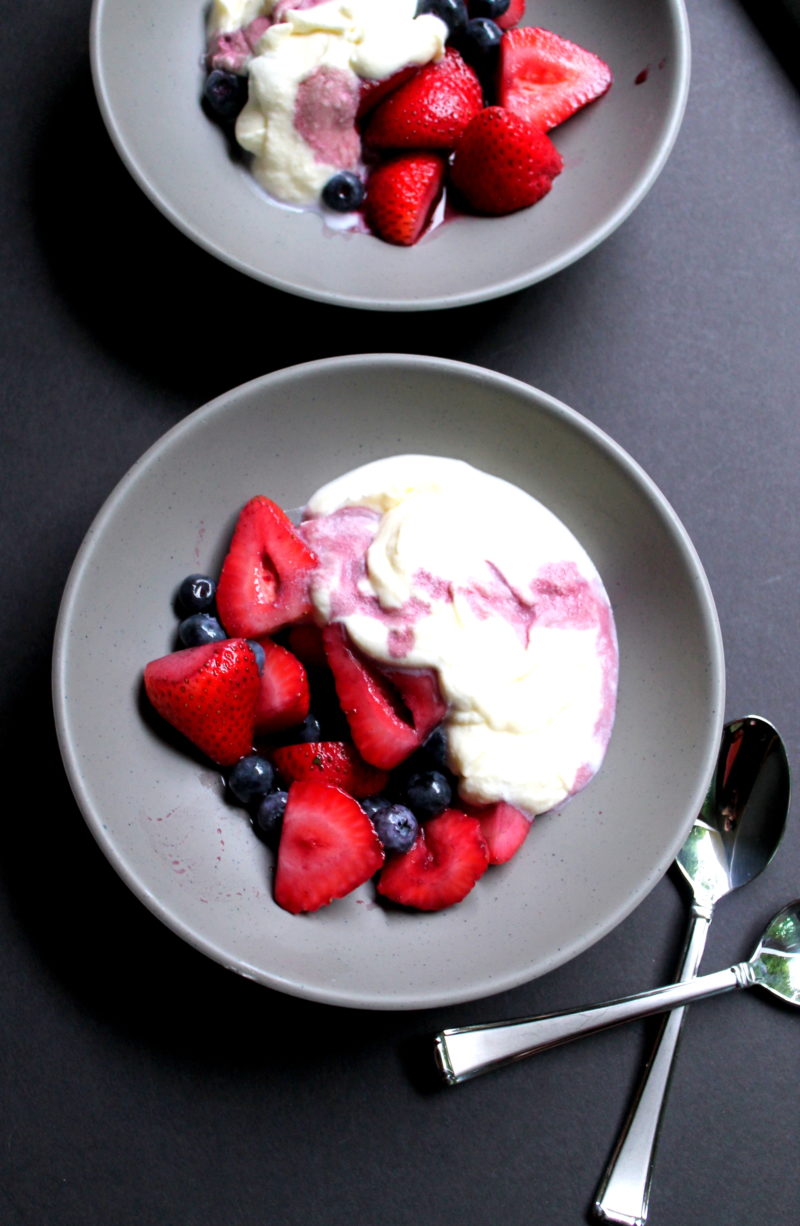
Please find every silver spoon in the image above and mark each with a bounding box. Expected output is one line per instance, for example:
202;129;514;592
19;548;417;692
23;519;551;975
593;715;790;1225
433;900;800;1081
434;715;790;1090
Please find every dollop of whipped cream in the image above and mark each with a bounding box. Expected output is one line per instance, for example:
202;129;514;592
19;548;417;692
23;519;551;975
301;456;619;817
209;0;447;205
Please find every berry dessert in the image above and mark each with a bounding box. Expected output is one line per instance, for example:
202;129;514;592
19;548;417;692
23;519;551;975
201;0;612;245
143;456;618;913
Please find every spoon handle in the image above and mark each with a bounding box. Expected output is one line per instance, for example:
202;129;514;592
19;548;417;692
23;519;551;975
592;910;712;1226
433;963;749;1086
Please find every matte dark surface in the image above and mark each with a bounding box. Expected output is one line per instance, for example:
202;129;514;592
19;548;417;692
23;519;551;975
2;2;798;1224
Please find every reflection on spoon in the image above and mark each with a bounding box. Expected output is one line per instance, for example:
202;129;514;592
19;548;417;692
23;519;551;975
594;715;790;1226
433;902;800;1085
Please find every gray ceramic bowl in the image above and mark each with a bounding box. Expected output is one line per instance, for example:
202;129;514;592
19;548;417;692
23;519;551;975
53;356;724;1009
90;0;690;309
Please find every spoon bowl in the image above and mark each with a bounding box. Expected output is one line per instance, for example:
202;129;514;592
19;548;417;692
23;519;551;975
678;716;790;907
752;901;800;1005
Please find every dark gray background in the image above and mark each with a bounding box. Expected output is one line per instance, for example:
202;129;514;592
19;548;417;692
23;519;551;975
2;1;798;1224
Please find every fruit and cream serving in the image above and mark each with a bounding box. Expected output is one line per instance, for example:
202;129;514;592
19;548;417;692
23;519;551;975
202;0;612;245
143;456;617;914
301;456;616;816
207;0;447;205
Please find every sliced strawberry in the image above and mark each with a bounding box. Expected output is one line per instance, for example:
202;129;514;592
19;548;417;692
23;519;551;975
253;637;310;734
364;151;446;247
450;106;563;215
381;666;448;743
322;623;445;769
495;0;526;31
377;809;489;910
357;64;420;118
274;781;384;913
365;48;483;150
216;496;318;638
498;27;613;132
272;741;389;797
143;638;259;765
465;800;532;864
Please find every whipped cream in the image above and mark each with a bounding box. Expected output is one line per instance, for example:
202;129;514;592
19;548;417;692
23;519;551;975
301;456;619;817
210;0;446;206
208;0;267;36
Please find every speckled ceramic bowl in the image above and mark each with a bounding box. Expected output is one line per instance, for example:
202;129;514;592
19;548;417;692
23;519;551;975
90;0;690;309
53;356;723;1009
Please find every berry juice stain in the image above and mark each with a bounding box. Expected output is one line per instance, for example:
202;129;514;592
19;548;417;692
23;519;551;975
635;59;667;85
193;521;207;564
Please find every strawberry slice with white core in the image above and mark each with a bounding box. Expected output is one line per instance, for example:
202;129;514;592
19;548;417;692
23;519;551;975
377;809;489;911
322;623;446;770
252;636;310;735
274;781;385;914
216;496;318;638
498;27;613;132
143;638;260;765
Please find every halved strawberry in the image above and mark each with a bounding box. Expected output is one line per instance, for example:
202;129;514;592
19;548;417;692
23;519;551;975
450;106;563;215
143;638;259;765
465;800;532;864
216;496;318;638
495;0;526;31
274;781;384;913
322;623;446;769
253;637;310;735
272;741;389;797
365;48;483;149
364;151;446;247
377;809;489;910
498;27;613;132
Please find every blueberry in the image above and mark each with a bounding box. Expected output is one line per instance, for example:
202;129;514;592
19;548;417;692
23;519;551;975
270;712;324;748
321;172;365;213
203;69;248;122
247;640;266;673
293;713;324;742
370;802;419;855
178;613;227;647
422;725;450;771
415;0;468;34
252;790;288;847
468;0;509;19
452;17;503;85
361;795;388;819
177;573;217;613
228;755;275;806
404;769;452;819
395;727;454;789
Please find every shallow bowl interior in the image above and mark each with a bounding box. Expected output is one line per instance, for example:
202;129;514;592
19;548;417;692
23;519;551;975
53;356;724;1009
90;0;690;309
